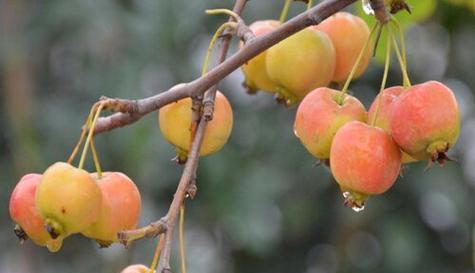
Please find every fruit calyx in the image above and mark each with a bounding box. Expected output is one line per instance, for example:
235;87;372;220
44;218;64;239
342;190;368;212
275;87;298;106
13;224;28;244
427;141;455;166
174;147;189;164
242;81;258;95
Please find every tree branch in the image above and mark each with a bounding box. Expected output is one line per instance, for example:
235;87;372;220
92;0;358;135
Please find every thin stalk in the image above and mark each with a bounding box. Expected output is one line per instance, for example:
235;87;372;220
338;22;380;104
205;9;240;22
149;234;165;272
390;17;407;70
307;0;314;10
89;138;102;178
78;103;104;170
371;25;392;127
202;22;238;76
279;0;292;22
67;106;96;164
179;205;187;273
390;29;411;87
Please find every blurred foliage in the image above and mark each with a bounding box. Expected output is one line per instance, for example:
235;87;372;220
0;0;475;273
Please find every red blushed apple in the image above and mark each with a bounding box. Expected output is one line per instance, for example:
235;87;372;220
330;121;401;210
294;87;367;160
9;174;63;252
368;86;417;163
390;81;460;163
82;172;141;247
313;12;372;83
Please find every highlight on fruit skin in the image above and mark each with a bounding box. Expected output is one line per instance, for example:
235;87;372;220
36;162;102;239
265;27;336;105
330;121;402;210
294;87;367;160
240;20;281;94
82;172;141;247
367;86;417;163
313;12;372;83
9;173;63;252
120;264;153;273
158;91;233;161
390;81;460;163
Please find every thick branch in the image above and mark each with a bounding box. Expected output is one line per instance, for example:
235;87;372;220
93;0;358;134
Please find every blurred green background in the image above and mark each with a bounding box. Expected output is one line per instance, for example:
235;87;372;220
1;0;475;272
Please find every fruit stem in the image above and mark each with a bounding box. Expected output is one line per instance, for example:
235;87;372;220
179;205;187;273
390;17;408;73
279;0;292;23
371;24;392;127
389;21;411;88
307;0;313;10
67;106;96;165
202;22;237;76
149;234;165;273
90;137;102;178
205;9;240;22
338;22;380;105
78;102;105;170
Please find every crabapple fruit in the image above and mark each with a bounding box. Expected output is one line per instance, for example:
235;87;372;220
36;162;102;239
390;81;460;163
313;12;372;83
266;28;336;105
82;172;141;247
240;20;281;94
294;87;367;160
330;121;402;210
367;86;417;163
158;91;233;161
9;173;63;252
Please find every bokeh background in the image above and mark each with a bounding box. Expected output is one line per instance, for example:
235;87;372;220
1;0;475;272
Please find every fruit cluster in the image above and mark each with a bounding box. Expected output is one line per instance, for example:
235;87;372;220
295;81;460;210
9;162;141;252
242;12;460;210
242;12;372;105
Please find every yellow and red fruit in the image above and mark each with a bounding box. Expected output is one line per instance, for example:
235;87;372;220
9;174;63;252
390;81;460;163
266;28;336;105
368;86;417;163
240;20;281;93
82;172;141;247
294;87;367;160
313;12;372;83
330;121;401;210
36;162;102;239
159;91;233;159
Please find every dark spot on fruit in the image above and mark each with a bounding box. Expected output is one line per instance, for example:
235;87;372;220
61;207;66;214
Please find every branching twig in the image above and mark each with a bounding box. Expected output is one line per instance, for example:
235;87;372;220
92;0;359;135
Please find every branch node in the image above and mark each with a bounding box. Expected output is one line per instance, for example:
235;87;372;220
202;100;215;121
370;0;391;23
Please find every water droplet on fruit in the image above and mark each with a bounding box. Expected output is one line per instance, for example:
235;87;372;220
293;128;299;137
342;191;366;212
351;204;365;212
362;0;375;15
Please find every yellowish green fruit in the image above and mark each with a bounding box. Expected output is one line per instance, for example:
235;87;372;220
36;162;102;239
158;91;233;160
265;27;336;105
